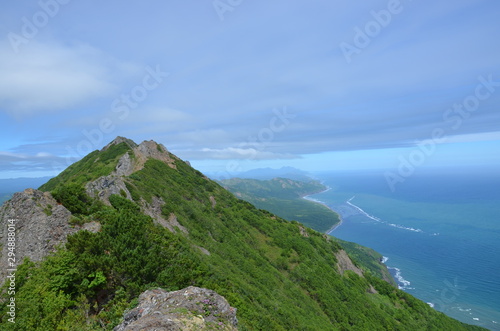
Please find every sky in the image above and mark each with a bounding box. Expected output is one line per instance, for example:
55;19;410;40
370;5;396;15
1;0;499;180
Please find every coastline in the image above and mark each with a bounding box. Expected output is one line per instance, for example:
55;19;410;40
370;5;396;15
302;186;344;234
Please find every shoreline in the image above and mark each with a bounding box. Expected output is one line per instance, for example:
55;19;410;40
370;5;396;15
302;187;344;234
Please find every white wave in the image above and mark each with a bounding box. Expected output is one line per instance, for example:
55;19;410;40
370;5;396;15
381;256;389;264
346;197;382;222
346;197;424;233
303;196;323;203
387;223;423;233
389;267;413;290
473;318;480;321
427;302;435;308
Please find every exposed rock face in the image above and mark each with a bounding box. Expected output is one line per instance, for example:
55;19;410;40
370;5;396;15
335;249;364;277
141;197;188;234
82;221;102;233
0;189;76;283
298;225;310;237
106;137;177;173
209;196;217;209
129;140;176;172
115;152;135;177
87;138;179;205
85;175;132;205
114;286;238;331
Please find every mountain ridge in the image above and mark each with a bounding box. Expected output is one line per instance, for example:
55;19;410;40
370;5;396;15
0;137;486;330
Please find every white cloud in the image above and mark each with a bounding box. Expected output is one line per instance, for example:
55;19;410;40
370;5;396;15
179;147;299;160
0;150;65;174
446;131;500;144
0;41;140;117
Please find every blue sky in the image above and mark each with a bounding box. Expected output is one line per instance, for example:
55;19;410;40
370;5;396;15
1;0;499;179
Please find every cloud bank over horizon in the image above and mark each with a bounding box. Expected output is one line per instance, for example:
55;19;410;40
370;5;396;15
1;0;499;178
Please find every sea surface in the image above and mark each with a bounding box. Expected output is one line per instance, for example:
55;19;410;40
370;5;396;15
309;168;500;330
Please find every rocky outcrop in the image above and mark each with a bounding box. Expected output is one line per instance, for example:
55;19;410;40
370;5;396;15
85;175;132;205
115;152;135;177
114;286;238;331
0;189;76;283
209;196;217;209
103;137;177;174
298;225;310;237
134;140;175;169
141;197;188;234
335;250;378;293
335;249;364;277
86;138;178;205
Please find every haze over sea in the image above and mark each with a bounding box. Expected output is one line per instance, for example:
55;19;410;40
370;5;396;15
309;168;500;330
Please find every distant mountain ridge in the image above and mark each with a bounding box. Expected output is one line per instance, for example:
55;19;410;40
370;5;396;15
209;166;312;181
0;137;486;330
219;177;336;232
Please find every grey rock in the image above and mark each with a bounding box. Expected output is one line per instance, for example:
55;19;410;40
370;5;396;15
82;221;102;233
0;189;76;283
85;175;132;205
132;140;176;171
141;197;188;234
335;249;364;277
115;152;135;177
114;286;238;331
87;138;177;206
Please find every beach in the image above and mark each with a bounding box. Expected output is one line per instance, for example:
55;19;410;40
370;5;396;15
302;187;344;233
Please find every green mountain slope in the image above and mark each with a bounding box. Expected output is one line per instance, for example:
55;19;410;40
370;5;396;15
220;177;396;285
0;138;486;330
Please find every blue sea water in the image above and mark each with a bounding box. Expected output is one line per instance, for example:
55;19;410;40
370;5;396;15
309;168;500;330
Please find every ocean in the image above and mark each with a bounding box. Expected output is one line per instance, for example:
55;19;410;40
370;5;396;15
309;168;500;330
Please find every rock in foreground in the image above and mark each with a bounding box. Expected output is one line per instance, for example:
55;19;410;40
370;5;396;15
114;286;238;331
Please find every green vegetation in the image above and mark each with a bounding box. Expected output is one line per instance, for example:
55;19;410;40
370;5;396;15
39;142;132;192
42;204;53;216
220;177;340;232
0;140;486;330
333;238;395;285
221;177;396;285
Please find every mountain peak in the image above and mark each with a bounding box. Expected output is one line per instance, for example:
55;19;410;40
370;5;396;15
102;136;138;151
38;137;180;200
102;137;174;171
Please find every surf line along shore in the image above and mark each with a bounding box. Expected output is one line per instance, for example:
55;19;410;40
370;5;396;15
302;187;344;234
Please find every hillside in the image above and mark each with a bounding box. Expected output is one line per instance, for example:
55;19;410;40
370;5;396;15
0;137;486;330
220;177;340;232
220;177;395;285
211;167;312;181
